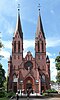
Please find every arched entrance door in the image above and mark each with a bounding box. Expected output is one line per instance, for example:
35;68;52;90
40;74;46;93
26;80;33;94
24;76;34;94
24;77;33;93
13;82;17;93
26;83;32;90
26;80;32;90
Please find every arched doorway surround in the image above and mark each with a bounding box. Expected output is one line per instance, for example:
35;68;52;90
12;74;17;93
24;76;34;92
40;74;46;93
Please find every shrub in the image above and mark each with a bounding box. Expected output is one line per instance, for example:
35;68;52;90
46;89;58;93
42;93;48;96
0;91;6;98
7;91;15;98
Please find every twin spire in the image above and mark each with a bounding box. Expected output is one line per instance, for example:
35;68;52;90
36;4;45;39
15;4;23;39
36;12;45;39
15;4;45;39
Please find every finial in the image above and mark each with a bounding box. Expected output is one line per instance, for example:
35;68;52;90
38;4;40;13
18;4;20;12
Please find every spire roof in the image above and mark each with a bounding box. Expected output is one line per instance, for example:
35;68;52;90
36;11;45;39
46;55;50;63
15;6;23;38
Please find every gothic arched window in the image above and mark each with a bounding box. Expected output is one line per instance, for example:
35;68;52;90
13;74;16;82
24;61;33;70
18;41;20;53
38;41;40;52
41;74;45;83
14;41;16;53
42;41;44;52
13;74;18;82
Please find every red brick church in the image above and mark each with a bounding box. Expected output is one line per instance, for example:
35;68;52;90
8;6;50;94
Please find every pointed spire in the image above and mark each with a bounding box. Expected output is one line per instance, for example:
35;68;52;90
36;4;45;39
46;55;50;63
15;4;23;38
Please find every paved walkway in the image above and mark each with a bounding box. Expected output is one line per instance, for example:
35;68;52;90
11;97;60;100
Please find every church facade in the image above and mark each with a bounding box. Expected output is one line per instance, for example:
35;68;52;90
8;7;50;94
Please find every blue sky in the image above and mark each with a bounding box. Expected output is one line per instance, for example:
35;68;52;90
0;0;60;81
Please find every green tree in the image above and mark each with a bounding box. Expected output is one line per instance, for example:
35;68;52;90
50;80;55;83
0;63;6;87
0;32;3;49
55;53;60;83
56;71;60;83
4;76;8;91
55;54;60;70
0;33;4;59
0;41;3;48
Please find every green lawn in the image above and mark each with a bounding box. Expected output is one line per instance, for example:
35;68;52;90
0;97;9;100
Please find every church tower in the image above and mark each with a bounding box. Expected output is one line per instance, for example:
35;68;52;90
35;7;47;92
8;6;23;92
12;7;23;61
35;8;46;71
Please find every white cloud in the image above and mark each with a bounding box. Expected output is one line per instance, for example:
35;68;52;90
0;41;12;59
46;38;60;48
0;15;14;34
0;50;10;59
50;58;55;63
3;41;12;49
7;26;14;35
50;58;57;81
23;39;34;57
46;52;52;57
23;40;35;50
23;51;27;57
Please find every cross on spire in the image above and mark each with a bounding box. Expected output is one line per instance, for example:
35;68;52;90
18;4;20;12
38;4;40;13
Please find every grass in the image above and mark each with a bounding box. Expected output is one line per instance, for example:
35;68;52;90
0;97;9;100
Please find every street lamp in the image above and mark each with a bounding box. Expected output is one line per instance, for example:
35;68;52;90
20;80;23;96
50;83;51;89
35;80;39;83
35;80;39;95
58;82;60;94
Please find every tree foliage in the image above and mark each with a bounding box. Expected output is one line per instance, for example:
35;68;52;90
0;63;6;87
4;76;8;91
55;53;60;83
55;54;60;70
55;62;60;70
56;71;60;83
50;80;55;83
0;33;3;49
0;40;3;48
0;34;4;59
